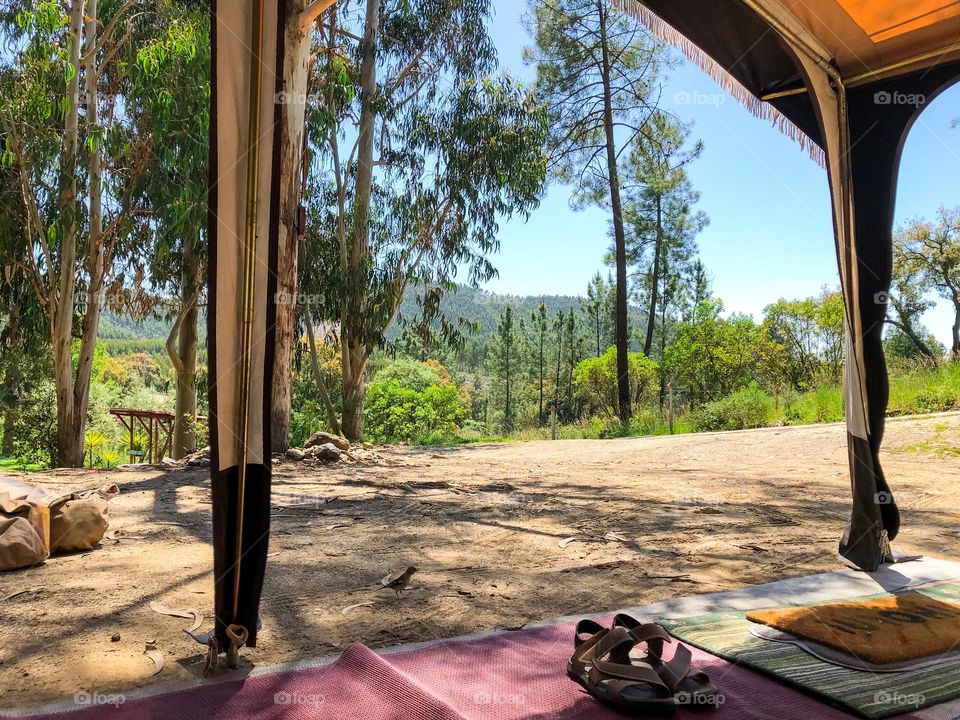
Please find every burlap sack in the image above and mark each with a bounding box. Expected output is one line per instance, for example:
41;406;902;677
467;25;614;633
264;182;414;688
0;516;46;571
0;477;118;567
50;496;110;552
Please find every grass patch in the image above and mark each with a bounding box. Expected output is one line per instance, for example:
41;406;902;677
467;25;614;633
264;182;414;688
0;456;47;472
888;362;960;415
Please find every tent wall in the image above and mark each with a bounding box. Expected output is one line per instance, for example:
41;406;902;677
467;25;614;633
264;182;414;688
208;0;287;648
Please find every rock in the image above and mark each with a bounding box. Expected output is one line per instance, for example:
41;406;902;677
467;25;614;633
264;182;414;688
185;446;211;467
310;443;342;462
111;633;121;643
304;431;350;452
285;447;306;461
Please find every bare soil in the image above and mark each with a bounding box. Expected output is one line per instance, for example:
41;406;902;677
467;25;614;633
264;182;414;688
1;414;959;710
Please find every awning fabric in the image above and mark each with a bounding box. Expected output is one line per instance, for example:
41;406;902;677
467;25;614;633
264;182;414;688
616;0;960;570
207;0;285;649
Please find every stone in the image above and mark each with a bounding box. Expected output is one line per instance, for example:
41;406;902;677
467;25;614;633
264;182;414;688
313;443;342;462
304;431;350;451
285;447;306;461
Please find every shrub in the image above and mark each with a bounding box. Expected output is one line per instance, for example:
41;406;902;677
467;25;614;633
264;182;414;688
364;360;466;444
692;384;775;432
574;347;658;418
914;388;957;413
10;380;58;468
784;385;844;424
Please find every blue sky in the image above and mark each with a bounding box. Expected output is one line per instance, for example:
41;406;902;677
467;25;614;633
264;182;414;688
480;1;960;348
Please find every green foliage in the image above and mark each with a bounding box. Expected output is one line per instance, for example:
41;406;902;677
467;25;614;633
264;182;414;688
663;299;774;405
8;379;57;468
692;384;775;432
888;361;960;415
573;346;657;418
763;291;845;389
364;360;466;444
782;385;845;425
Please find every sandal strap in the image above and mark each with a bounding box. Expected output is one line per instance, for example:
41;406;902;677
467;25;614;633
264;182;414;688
574;619;606;649
657;641;694;691
613;614;672;657
591;657;669;687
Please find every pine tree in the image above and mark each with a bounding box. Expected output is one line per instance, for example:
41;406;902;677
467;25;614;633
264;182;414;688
528;0;669;424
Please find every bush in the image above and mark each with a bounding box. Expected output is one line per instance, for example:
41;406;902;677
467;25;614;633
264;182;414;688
692;384;775;432
10;380;58;468
784;385;844;424
364;360;466;444
889;362;960;415
574;347;658;418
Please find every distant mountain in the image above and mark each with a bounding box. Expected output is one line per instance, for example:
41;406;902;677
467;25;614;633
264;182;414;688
99;309;208;343
391;284;646;341
98;285;640;345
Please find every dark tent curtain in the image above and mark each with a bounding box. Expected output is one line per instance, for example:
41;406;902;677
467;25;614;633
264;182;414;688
208;0;286;649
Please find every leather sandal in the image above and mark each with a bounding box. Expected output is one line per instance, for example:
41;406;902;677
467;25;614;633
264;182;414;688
613;614;718;707
567;625;678;714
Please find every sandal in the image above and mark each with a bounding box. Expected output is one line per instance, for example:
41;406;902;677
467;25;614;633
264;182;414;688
614;613;718;707
567;625;678;714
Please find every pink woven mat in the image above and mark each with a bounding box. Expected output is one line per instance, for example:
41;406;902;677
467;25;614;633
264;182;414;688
16;618;932;720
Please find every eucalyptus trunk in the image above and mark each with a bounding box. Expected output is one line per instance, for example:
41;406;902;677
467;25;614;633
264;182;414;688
271;1;317;452
168;239;200;459
340;0;381;442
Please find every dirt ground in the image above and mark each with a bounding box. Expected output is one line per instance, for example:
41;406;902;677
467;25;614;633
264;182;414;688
1;414;959;710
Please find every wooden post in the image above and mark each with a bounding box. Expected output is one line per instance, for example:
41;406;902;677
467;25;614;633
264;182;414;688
549;403;557;441
667;381;674;435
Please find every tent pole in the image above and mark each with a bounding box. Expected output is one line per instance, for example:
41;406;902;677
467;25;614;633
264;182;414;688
232;0;266;638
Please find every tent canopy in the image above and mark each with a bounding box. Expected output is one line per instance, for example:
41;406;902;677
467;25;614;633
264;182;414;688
616;0;960;155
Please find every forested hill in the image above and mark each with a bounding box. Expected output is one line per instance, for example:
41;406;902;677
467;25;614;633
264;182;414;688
392;284;646;340
98;285;642;344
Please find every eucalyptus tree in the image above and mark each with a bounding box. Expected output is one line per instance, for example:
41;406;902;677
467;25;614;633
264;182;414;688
0;1;166;465
620;112;706;356
131;5;210;458
268;0;343;452
303;0;548;440
527;0;670;424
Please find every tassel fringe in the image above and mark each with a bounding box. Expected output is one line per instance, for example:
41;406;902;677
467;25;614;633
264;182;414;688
611;0;826;167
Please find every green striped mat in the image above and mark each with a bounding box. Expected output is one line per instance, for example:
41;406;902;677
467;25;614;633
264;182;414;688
660;584;960;719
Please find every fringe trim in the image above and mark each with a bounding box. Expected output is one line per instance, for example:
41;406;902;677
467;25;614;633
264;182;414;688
611;0;826;167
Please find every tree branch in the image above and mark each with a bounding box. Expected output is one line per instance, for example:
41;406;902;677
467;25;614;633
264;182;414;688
299;0;340;31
